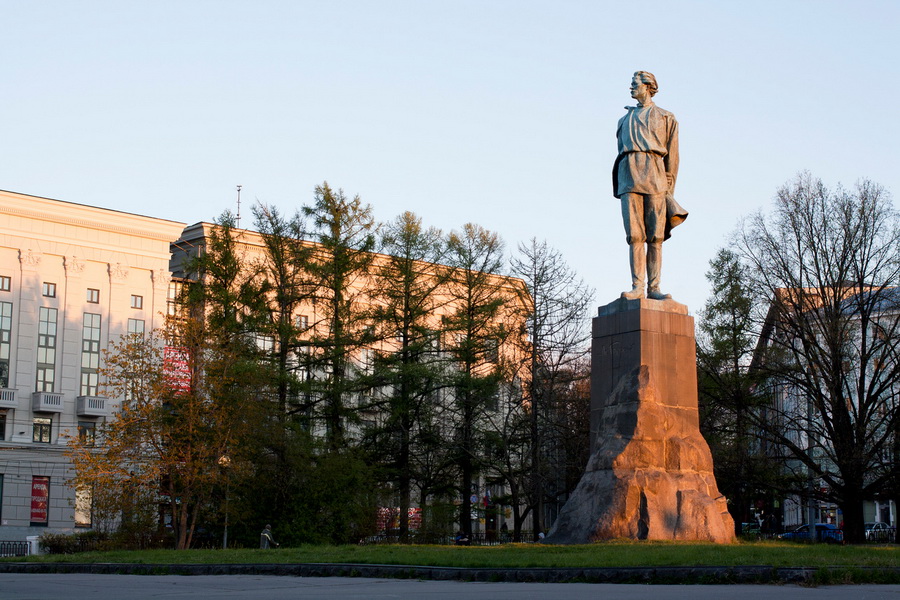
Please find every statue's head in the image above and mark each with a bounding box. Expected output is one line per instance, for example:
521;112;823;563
632;71;658;97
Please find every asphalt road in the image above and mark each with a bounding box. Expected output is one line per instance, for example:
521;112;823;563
1;575;898;600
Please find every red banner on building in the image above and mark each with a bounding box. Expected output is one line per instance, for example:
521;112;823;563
31;476;49;524
164;346;192;394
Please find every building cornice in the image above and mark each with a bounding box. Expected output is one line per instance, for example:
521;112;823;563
0;190;186;243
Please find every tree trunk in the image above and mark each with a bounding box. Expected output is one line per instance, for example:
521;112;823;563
839;491;866;544
460;452;473;537
529;360;543;540
399;417;411;543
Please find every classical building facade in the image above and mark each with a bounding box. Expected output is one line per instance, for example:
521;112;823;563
0;190;185;539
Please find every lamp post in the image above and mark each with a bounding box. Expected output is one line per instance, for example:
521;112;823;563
218;455;232;549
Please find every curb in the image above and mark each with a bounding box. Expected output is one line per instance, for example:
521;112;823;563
2;562;897;583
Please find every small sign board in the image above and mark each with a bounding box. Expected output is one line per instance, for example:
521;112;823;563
30;476;49;524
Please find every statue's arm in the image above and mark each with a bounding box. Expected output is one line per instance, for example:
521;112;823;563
665;116;679;193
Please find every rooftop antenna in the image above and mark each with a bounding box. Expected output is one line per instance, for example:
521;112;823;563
236;185;242;228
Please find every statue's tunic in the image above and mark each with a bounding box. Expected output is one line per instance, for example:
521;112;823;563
614;103;679;198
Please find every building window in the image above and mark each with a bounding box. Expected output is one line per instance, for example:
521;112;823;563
255;334;275;353
77;421;96;446
486;389;500;412
167;280;184;317
295;314;309;330
0;301;11;388
359;348;375;376
130;294;143;310
42;282;56;298
290;345;311;383
0;474;3;522
36;307;58;392
485;338;499;364
358;349;375;402
33;417;52;443
0;275;10;292
30;476;49;525
0;412;6;441
81;313;101;396
127;318;145;337
86;288;100;303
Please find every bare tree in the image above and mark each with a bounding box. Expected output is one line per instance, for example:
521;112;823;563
741;173;900;542
509;239;593;539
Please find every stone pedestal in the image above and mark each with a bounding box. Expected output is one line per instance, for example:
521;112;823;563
545;298;734;544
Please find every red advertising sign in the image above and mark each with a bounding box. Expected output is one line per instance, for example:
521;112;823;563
375;507;422;532
164;346;192;394
31;476;49;524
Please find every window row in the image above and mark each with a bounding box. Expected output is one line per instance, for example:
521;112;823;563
0;276;146;308
29;416;95;445
0;408;96;445
34;282;145;310
0;301;143;393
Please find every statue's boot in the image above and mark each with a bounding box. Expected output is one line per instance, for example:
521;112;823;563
621;243;645;299
646;242;671;300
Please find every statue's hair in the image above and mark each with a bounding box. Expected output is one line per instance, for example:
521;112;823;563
633;71;658;97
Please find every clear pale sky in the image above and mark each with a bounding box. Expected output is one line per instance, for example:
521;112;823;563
3;1;899;314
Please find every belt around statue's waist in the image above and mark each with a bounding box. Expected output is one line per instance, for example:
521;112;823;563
617;150;667;158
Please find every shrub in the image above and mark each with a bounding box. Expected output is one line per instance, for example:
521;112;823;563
38;530;108;554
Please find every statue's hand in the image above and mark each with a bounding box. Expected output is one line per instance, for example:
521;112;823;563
666;173;675;191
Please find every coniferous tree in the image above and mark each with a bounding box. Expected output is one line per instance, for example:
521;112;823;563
178;213;273;548
302;183;377;451
252;204;317;416
364;211;451;541
443;223;509;537
697;248;789;534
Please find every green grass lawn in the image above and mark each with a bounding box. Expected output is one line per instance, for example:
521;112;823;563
4;540;897;569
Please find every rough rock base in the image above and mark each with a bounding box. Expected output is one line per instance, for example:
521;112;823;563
545;299;734;544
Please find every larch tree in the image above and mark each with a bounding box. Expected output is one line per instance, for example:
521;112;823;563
364;211;450;542
301;182;377;451
443;223;509;538
252;204;317;416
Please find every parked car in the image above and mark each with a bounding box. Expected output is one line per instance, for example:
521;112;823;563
865;522;891;541
778;523;844;544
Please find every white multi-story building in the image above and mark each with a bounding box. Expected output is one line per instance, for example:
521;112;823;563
0;190;185;539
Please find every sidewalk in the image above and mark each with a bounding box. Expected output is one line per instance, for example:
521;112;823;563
2;561;899;584
1;574;899;600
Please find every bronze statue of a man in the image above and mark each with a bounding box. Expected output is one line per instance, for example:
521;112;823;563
613;71;686;300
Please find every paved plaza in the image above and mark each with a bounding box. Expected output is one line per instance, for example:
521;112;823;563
0;575;898;600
